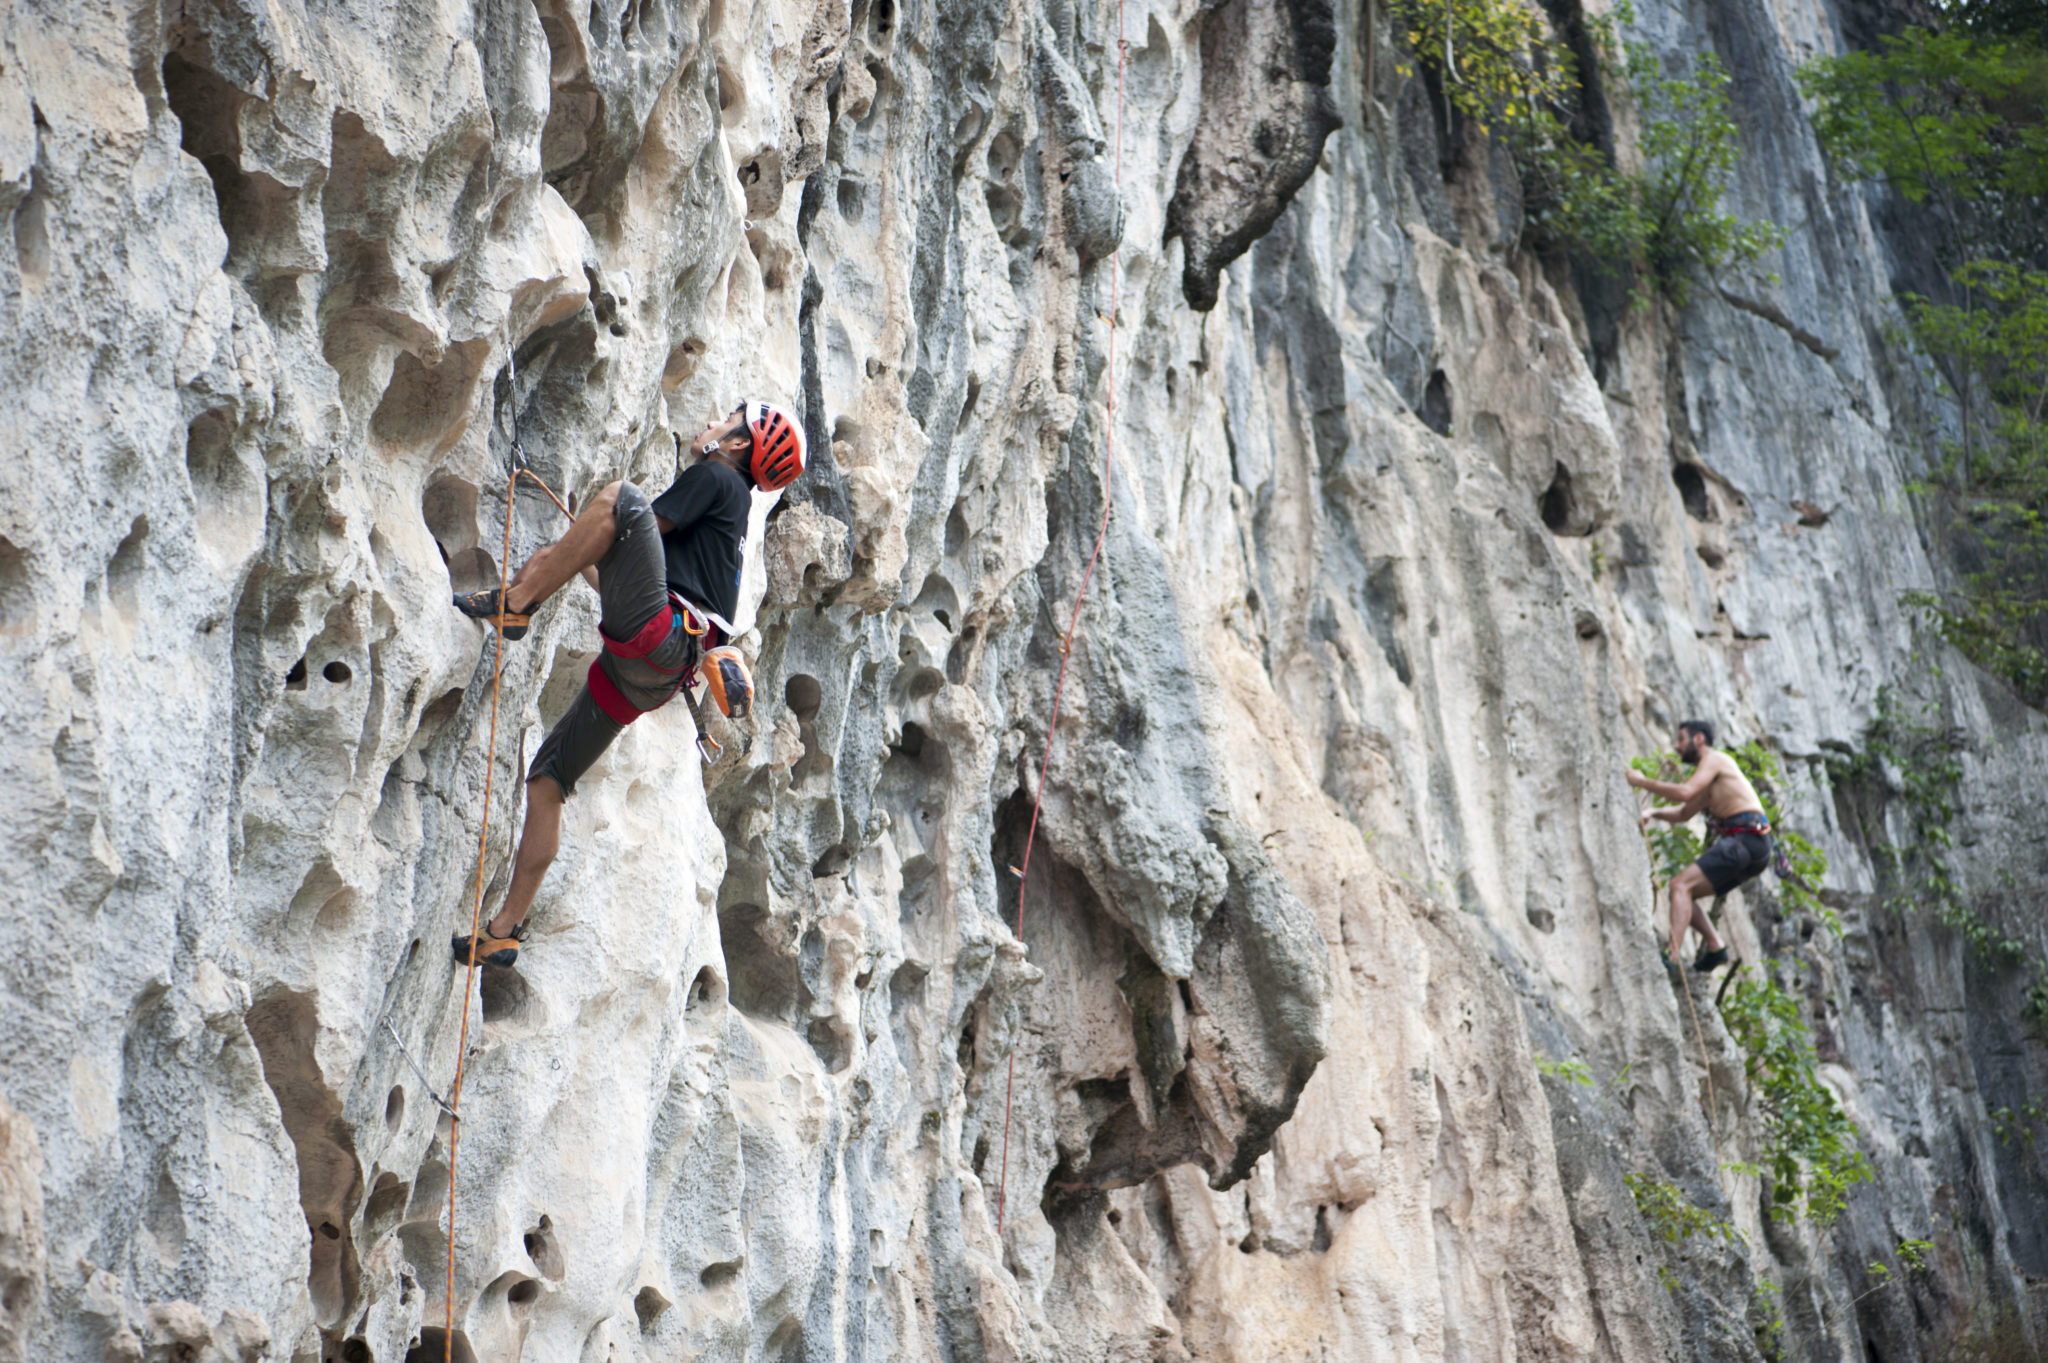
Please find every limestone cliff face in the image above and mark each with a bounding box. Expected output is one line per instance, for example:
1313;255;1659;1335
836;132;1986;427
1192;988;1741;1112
1;0;2043;1360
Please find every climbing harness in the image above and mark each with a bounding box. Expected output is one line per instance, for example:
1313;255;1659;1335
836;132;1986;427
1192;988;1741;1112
992;4;1126;1238
1706;808;1798;880
1706;811;1772;838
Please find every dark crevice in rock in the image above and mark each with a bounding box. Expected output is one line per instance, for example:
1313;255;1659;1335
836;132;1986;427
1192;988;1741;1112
0;536;32;636
1673;463;1715;522
719;901;809;1023
244;992;363;1329
633;1284;670;1332
1419;368;1452;436
1541;462;1587;535
161;47;305;285
403;1328;475;1363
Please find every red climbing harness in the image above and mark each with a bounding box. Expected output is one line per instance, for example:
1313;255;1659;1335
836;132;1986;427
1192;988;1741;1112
601;591;726;671
590;593;734;726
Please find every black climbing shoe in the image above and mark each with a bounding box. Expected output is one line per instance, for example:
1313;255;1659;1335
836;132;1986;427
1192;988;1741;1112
1693;945;1730;973
451;921;528;968
1660;946;1682;979
453;587;531;641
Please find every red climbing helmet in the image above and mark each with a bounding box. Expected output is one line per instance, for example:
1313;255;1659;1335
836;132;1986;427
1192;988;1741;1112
743;400;806;491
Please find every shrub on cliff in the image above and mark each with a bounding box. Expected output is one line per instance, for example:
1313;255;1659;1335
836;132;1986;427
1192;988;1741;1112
1388;0;1784;303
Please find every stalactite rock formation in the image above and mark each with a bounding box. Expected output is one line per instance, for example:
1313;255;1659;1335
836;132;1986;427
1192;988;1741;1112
1;0;2044;1359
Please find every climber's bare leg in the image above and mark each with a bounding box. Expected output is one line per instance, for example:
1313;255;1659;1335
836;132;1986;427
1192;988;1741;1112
489;777;563;938
504;481;624;613
1667;864;1723;960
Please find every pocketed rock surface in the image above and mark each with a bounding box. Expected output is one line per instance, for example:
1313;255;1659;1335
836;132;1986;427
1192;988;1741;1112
1;0;2043;1359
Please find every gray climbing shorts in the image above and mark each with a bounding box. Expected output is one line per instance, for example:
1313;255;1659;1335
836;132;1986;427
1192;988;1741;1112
527;482;699;796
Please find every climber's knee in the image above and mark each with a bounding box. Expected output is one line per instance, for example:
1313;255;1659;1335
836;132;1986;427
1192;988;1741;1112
1670;864;1709;907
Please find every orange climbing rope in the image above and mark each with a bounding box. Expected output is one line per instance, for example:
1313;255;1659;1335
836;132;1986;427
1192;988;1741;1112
515;467;575;522
442;365;575;1362
443;450;516;1362
992;3;1126;1238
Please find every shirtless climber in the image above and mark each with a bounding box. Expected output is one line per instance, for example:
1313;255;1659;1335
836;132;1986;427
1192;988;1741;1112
1625;719;1773;976
447;399;806;969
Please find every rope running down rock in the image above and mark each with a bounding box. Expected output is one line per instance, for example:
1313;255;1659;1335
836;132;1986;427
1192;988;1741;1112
993;3;1126;1237
443;353;573;1362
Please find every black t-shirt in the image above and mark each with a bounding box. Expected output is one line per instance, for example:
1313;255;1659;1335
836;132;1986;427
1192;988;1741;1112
650;460;751;624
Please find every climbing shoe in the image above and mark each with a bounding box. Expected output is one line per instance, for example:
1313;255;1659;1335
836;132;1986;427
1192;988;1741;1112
696;645;753;720
1692;945;1731;973
1660;946;1682;979
451;920;528;969
453;587;531;641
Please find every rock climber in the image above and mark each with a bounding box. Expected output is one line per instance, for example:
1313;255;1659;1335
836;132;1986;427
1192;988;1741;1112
447;399;806;968
1625;719;1772;975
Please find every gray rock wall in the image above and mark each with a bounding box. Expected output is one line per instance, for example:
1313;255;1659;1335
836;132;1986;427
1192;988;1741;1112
1;0;2043;1359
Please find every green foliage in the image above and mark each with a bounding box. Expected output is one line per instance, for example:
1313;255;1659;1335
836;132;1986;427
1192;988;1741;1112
1989;1101;2045;1147
1624;1170;1746;1247
1827;689;2027;958
1798;30;2048;706
1897;258;2048;705
1854;1237;1937;1305
1390;0;1784;304
1905;587;2048;708
1547;43;1786;304
1728;742;1834;926
1721;969;1875;1223
1798;29;2048;209
1939;0;2048;44
1537;1055;1595;1086
1934;1309;2037;1362
1388;0;1573;138
1831;688;2048;1030
1630;750;1707;881
1751;1280;1787;1362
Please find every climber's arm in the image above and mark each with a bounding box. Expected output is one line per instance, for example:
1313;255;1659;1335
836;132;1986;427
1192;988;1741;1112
1644;789;1712;824
1626;765;1714;806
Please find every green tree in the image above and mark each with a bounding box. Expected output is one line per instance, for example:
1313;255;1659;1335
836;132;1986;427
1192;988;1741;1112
1799;28;2048;704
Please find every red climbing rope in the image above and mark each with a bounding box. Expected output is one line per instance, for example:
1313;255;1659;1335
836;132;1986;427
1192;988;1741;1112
993;2;1126;1238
